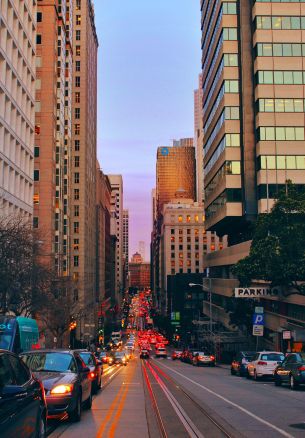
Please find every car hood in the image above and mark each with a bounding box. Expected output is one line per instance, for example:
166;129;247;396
33;371;77;391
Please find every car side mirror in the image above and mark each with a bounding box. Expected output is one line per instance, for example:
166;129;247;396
1;385;27;397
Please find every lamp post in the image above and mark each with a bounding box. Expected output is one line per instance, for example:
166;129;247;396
189;270;213;335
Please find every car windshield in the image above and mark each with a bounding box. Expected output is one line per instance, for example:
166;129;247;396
197;352;207;356
21;352;77;373
260;353;284;361
244;352;256;360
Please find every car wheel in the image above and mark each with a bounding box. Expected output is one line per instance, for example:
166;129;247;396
69;393;82;422
290;374;299;390
84;390;93;410
274;374;282;386
36;413;46;438
254;370;259;381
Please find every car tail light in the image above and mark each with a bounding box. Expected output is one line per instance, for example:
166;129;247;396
298;365;305;371
89;372;96;379
210;355;215;360
257;361;267;366
198;356;204;360
50;384;73;395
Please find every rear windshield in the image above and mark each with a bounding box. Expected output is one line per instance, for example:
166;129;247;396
157;349;166;352
21;352;77;373
79;352;95;365
260;353;284;361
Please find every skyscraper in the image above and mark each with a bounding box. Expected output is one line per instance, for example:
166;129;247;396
194;74;204;204
138;240;145;261
0;0;36;217
34;0;73;276
123;209;129;288
71;0;98;340
109;175;124;301
156;138;196;218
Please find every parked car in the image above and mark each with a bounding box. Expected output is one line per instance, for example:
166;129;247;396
274;352;305;390
0;349;47;438
140;349;150;359
155;347;167;358
192;352;216;367
182;349;197;364
77;350;103;394
247;351;285;380
172;350;182;360
231;351;256;376
21;349;92;422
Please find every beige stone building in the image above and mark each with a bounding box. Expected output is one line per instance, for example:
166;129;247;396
70;0;98;342
0;0;36;217
200;0;305;351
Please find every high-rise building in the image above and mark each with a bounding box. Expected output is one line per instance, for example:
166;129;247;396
200;0;305;350
138;240;145;261
123;209;129;288
109;175;123;301
156;138;196;218
194;74;204;204
70;0;98;340
129;252;151;290
34;0;73;276
0;0;36;217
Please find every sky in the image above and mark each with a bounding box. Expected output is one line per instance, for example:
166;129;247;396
94;1;201;259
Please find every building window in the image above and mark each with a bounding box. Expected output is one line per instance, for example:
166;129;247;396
186;215;191;222
73;289;79;302
171;269;175;275
74;222;79;233
76;0;81;10
171;236;175;242
37;12;42;22
179;236;183;243
74;172;80;183
73;272;79;281
34;146;40;158
179;253;183;259
36;35;42;44
171;245;175;250
76;30;81;40
75;140;80;151
178;215;183;222
33;217;39;228
195;215;199;222
76;45;81;56
171;253;175;258
179;245;183;250
195;261;199;266
74;239;79;250
75;92;80;103
74;256;79;267
76;61;81;72
76;15;81;25
34;170;40;181
33;194;39;204
75;124;80;135
75;108;80;119
74;205;79;217
187;245;191;250
75;76;80;87
171;229;175;234
74;189;79;200
187;237;191;243
74;156;80;167
179;229;183;235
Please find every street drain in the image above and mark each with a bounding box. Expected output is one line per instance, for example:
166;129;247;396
290;423;305;429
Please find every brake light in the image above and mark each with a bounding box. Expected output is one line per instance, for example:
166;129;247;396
210;355;215;360
298;365;305;371
90;372;96;379
198;356;204;360
257;361;267;366
50;384;73;395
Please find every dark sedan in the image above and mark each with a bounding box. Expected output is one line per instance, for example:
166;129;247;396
0;349;47;438
231;351;256;376
77;350;103;394
21;349;92;422
140;349;149;359
274;352;305;390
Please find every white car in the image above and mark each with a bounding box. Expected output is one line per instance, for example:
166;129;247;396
247;351;285;380
155;348;167;358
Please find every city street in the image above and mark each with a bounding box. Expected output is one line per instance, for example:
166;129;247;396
48;354;305;438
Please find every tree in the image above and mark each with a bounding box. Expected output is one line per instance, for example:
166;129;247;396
232;184;305;296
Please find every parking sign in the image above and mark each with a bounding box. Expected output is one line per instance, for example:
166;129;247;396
252;313;264;325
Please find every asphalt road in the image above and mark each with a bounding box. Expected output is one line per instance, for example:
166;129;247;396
47;354;305;438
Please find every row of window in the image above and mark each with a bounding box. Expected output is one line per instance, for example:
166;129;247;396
256;70;305;85
170;229;206;235
171;253;200;260
257;184;305;201
255;42;305;57
255;16;305;30
257;126;305;141
205;161;241;199
257;98;305;113
255;0;305;2
257;155;305;170
204;134;240;176
206;189;242;218
176;214;204;223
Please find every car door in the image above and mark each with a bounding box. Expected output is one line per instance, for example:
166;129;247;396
75;354;90;402
8;353;41;438
0;353;19;438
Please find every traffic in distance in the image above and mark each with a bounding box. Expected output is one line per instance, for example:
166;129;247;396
1;294;305;437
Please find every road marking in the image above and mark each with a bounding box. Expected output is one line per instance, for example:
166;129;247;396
96;378;125;438
147;362;204;438
155;360;294;438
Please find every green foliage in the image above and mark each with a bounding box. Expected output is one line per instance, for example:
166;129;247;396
232;184;305;295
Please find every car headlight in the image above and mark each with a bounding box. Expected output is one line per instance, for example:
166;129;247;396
50;384;73;395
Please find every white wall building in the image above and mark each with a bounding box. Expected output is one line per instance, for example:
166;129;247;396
0;0;36;217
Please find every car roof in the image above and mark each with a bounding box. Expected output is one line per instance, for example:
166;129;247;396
20;349;75;354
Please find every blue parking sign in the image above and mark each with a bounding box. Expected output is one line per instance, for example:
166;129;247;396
252;313;264;325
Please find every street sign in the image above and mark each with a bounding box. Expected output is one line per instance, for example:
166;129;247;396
255;307;264;314
234;287;280;298
283;330;291;340
252;314;264;325
253;325;264;336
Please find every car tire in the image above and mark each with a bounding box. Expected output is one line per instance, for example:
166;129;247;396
84;391;92;409
36;413;46;438
274;374;282;386
69;393;82;422
254;370;259;381
290;374;298;390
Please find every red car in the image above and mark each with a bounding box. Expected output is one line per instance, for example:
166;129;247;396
172;350;182;360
